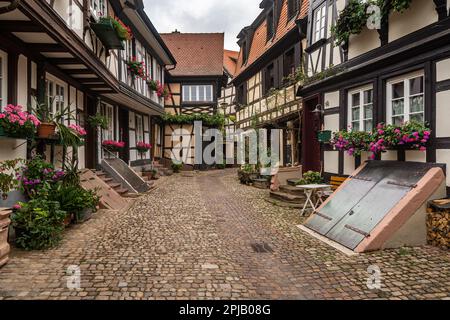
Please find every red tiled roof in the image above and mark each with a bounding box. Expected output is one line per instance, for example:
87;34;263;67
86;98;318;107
234;0;309;78
160;32;225;77
223;49;239;77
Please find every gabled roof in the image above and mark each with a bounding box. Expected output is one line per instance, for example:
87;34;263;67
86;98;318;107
223;50;239;77
234;0;309;79
160;32;225;77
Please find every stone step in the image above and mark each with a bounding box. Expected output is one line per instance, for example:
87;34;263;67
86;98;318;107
287;179;300;187
95;171;106;177
253;178;270;189
102;177;114;183
116;188;130;196
270;191;305;204
108;183;122;190
279;185;306;196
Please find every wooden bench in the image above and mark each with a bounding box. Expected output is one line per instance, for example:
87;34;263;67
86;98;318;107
330;176;348;191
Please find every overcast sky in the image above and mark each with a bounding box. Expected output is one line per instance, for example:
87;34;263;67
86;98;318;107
143;0;262;51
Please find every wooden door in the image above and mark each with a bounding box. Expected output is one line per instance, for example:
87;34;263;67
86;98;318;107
302;96;322;172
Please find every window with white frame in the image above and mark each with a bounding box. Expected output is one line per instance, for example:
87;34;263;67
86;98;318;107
101;103;114;141
90;0;106;20
387;72;424;125
0;50;7;108
135;114;144;143
348;87;374;132
46;77;67;122
313;3;326;43
182;85;213;102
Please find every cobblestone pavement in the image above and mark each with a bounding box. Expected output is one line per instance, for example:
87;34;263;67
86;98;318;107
0;169;449;300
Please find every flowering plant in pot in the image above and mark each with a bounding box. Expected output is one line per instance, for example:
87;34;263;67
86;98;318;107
99;16;133;41
136;142;152;156
0;104;40;139
33;97;58;138
102;140;126;153
126;57;147;80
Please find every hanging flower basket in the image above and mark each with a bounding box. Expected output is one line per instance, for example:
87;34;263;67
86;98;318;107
90;16;132;50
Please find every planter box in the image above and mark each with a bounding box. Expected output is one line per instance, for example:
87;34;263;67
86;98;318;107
90;20;124;50
0;208;12;268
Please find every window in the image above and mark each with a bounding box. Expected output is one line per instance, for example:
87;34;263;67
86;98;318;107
387;72;424;125
90;0;106;20
135;114;144;143
101;103;114;141
313;3;326;43
288;0;299;19
264;63;275;94
267;10;274;41
182;85;214;102
236;84;247;105
348;87;373;132
242;41;248;64
46;77;67;122
0;50;7;108
283;48;296;80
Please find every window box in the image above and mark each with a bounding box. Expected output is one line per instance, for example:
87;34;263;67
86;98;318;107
90;19;124;50
317;130;332;143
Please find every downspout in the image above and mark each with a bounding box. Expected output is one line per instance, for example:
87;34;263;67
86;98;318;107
0;0;21;14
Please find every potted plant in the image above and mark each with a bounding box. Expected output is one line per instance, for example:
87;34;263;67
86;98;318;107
99;16;133;41
171;161;183;173
33;98;57;138
11;199;67;250
0;104;40;139
136;142;152;158
87;114;109;130
126;57;147;80
147;79;159;92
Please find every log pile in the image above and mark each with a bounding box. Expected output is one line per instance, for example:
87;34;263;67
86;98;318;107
0;208;12;268
427;199;450;250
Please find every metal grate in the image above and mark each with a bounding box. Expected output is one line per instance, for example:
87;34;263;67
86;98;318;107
250;242;274;253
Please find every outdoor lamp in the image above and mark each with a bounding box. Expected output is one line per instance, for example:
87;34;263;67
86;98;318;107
312;104;324;116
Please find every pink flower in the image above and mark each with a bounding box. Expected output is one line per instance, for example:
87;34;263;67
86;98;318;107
0;114;5;119
13;204;21;210
420;146;427;152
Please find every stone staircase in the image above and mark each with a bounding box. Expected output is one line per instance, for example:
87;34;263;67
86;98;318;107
150;162;173;177
268;184;306;208
95;170;155;198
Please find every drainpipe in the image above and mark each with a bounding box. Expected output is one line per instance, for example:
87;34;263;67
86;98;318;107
0;0;21;15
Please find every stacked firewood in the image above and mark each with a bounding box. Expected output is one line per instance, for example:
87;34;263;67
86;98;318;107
427;200;450;250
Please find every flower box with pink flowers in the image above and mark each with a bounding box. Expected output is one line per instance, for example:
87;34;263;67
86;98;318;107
136;142;152;154
0;105;40;139
331;121;431;160
102;140;126;153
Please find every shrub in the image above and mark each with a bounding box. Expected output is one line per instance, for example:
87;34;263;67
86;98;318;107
296;171;323;186
47;184;99;216
12;199;67;250
171;161;183;173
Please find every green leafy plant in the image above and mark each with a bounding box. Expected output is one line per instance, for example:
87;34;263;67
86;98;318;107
162;113;226;128
99;16;133;41
12;199;67;250
47;184;99;216
296;171;323;186
171;161;183;173
0;159;24;200
87;114;109;130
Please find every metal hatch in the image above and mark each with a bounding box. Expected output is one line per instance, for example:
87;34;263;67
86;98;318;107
304;161;445;250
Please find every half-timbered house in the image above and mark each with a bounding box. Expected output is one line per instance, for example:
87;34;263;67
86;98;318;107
232;0;309;167
0;0;175;170
160;32;228;169
297;0;450;194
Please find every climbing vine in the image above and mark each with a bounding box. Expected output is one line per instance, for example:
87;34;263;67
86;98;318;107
331;0;413;46
161;113;226;128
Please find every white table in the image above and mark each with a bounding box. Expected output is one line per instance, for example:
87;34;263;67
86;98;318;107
296;184;333;216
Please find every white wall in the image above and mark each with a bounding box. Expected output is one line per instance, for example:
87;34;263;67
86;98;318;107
324;151;339;174
17;55;27;107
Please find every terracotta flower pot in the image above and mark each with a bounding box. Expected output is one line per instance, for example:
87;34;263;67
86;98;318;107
38;122;56;139
0;208;12;268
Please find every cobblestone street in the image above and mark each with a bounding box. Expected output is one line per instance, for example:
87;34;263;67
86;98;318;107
0;169;449;300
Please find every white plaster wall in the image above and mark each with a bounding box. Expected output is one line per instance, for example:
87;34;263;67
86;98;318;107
436;90;450;138
0;140;27;162
436;149;450;186
381;150;398;161
343;153;355;175
405;150;427;163
324;114;339;132
389;0;438;42
324;91;339;109
31;62;37;90
348;27;380;60
324;151;339;174
17;55;27;107
436;58;450;82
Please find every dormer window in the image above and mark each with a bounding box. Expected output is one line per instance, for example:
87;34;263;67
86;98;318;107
288;0;299;20
242;40;248;64
267;9;274;41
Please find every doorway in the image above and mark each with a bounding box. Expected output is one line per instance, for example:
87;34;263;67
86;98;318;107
302;96;322;172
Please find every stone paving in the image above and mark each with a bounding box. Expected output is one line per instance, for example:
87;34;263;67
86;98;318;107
0;169;449;300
